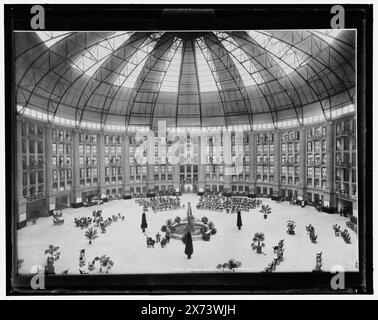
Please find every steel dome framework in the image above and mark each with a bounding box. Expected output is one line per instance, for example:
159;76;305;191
15;30;355;130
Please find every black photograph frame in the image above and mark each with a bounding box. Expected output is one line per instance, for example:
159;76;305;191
4;4;373;295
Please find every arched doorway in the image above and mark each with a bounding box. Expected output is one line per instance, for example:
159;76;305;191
184;183;193;193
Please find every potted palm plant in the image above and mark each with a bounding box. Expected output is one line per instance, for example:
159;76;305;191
260;205;272;219
85;227;99;245
226;259;242;272
201;217;209;224
44;244;61;274
98;255;114;273
217;260;242;272
287;220;296;235
251;232;265;254
216;263;225;272
174;216;181;224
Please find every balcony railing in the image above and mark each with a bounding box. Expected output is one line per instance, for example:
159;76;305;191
336;128;354;136
281;160;298;165
57;163;72;168
336;190;352;199
109;162;122;167
257;160;271;165
23;191;45;202
307;134;324;140
335;161;354;168
25;163;44;170
83;162;97;168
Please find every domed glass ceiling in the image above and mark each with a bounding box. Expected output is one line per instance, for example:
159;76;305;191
15;30;355;129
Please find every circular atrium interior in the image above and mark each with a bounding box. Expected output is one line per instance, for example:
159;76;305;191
14;30;358;276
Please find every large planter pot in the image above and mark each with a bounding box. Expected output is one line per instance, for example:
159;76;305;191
257;246;262;254
264;215;267;219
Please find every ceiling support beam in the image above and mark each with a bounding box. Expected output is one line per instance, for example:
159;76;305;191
203;33;255;129
124;33;176;130
75;32;150;125
228;31;304;126
234;31;330;125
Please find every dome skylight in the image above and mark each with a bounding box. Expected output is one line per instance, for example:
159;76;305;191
17;30;355;128
35;31;72;48
72;32;131;77
247;31;305;75
113;34;161;88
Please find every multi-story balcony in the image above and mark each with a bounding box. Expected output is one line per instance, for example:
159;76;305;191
282;160;297;165
57;163;72;169
336;190;352;200
336;127;354;136
25;162;44;170
335;160;354;168
23;191;45;202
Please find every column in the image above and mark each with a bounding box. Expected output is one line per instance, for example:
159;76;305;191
249;132;256;194
16;117;27;229
122;133;130;194
223;130;231;192
71;129;82;205
273;130;281;194
173;163;180;191
324;121;336;208
172;135;180;192
44;124;55;213
168;133;180;192
98;132;106;196
147;131;155;193
297;127;307;198
351;200;357;217
197;135;205;192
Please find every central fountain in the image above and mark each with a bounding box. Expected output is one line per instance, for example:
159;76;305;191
170;202;209;241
